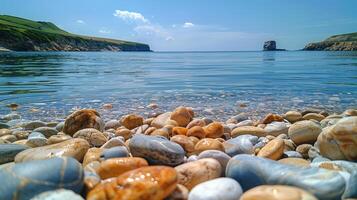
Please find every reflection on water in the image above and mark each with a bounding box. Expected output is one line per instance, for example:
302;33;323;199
0;51;356;120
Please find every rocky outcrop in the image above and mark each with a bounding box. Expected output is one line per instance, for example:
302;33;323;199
303;32;357;51
263;41;285;51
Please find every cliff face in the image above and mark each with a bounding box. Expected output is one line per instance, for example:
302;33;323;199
303;32;357;51
0;15;150;52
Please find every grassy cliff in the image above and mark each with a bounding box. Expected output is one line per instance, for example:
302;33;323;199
303;32;357;51
0;15;150;51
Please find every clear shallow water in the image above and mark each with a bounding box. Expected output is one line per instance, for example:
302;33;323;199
0;51;356;121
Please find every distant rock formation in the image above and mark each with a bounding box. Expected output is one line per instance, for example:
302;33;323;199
263;41;285;51
303;32;357;51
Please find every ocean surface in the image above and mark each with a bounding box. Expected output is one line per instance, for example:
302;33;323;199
0;51;356;121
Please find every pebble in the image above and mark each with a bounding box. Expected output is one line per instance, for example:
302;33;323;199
129;134;185;166
283;151;303;158
278;157;311;167
257;138;284;160
0;157;83;200
171;135;195;153
194;138;225;154
303;113;325;122
240;185;318;200
63;109;104;136
104;119;120;130
0;128;11;137
223;135;258;156
198;150;231;175
120;114;144;130
231;126;266;138
96;157;148;179
30;189;84;200
283;111;303;123
83;147;103;167
203;122;224;138
288;120;322;145
261;113;284;124
188;177;242;200
33;126;58;138
166;184;189;200
187;126;205;139
296;144;313;159
151;112;171;128
186;119;206;129
100;137;125;149
55;122;64;132
115;128;132;140
264;121;289;136
12;130;30;140
0;113;21;122
15;138;90;163
316;116;357;161
226;154;356;200
170;106;193;127
0;134;17;143
87;166;178;200
26;131;48;147
172;127;188;136
47;134;72;144
23;120;47;130
0;122;10;129
0;144;28;164
101;146;129;159
175;158;221;190
73;128;108;147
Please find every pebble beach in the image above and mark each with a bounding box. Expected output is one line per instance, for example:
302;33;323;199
0;105;356;200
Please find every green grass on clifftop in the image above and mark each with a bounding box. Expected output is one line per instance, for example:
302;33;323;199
325;32;357;42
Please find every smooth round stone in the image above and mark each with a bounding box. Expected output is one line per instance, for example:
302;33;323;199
284;139;297;151
0;157;83;200
223;135;258;156
187;126;205;139
188;177;242;200
96;157;148;179
288;120;322;145
230;113;249;123
0;134;17;143
55;122;64;132
115;128;132;140
84;164;101;191
320;115;342;128
0;138;10;144
278;158;311;167
257;138;284;160
87;166;178;200
264;121;289;136
283;151;303;158
303;113;325;122
30;189;84;200
170;106;193;127
240;185;318;200
316;116;357;161
194;138;224;154
296;144;313;159
236;119;254;127
73;128;107;147
186;119;206;129
6;119;30;128
203;122;224;138
104;120;120;130
0;113;21;122
151;128;170;138
63;109;104;136
119;114;144;130
46;122;58;127
175;158;221;190
23;121;47;130
26;132;48;147
100;137;125;149
0;122;10;129
83;147;103;167
198;150;231;175
231;126;266;138
171;135;195;153
226;154;356;200
261;113;284;124
172;127;188;136
187;155;198;162
12;130;30;140
101;146;129;159
151;112;172;128
284;111;303;123
165;184;189;200
134;124;149;134
33;127;58;138
0;144;28;164
47;134;72;144
0;128;12;137
129;134;185;166
310;160;357;174
15;138;90;163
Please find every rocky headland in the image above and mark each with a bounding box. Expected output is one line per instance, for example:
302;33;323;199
0;106;356;200
303;32;357;51
263;40;286;51
0;15;150;52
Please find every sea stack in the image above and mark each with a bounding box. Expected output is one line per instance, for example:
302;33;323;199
263;41;286;51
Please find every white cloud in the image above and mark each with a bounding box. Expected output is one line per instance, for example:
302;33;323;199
99;28;112;34
113;10;148;23
134;24;173;40
76;20;85;24
182;22;194;28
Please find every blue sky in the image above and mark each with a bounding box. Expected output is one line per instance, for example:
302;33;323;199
1;0;357;51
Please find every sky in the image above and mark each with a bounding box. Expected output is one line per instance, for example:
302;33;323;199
1;0;357;51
